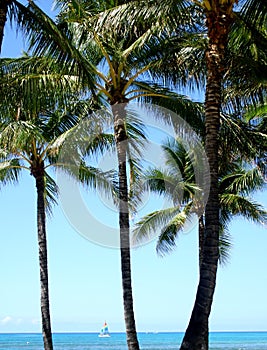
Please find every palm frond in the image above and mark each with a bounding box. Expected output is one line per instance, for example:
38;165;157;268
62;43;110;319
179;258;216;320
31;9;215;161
218;226;232;266
0;56;83;115
125;112;147;159
132;206;182;246
219;114;266;163
0;121;43;155
0;158;22;188
44;172;59;216
156;203;193;256
25;1;98;93
220;193;267;225
144;166;199;206
145;168;176;198
78;161;118;200
241;0;267;30
221;167;265;196
133;82;205;136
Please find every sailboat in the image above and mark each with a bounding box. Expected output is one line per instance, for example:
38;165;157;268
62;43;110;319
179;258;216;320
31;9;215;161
98;321;110;338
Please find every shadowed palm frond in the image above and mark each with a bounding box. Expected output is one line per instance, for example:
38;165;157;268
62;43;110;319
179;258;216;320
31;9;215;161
145;168;176;198
218;226;232;266
156;202;193;256
162;138;195;182
221;167;266;196
132;206;182;246
78;161;118;200
133;82;205;135
219;114;266;163
125;114;147;158
44;172;59;216
241;0;267;34
144;166;199;206
47;108;111;163
83;132;114;158
220;193;267;225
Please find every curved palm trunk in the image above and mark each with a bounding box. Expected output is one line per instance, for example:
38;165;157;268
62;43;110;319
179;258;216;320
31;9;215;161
0;0;10;53
112;103;140;350
33;164;53;350
180;3;235;349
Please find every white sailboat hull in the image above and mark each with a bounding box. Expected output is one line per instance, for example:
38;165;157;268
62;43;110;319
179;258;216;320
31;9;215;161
98;334;111;338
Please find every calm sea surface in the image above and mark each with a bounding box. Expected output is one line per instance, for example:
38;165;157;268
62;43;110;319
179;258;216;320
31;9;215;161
0;332;267;349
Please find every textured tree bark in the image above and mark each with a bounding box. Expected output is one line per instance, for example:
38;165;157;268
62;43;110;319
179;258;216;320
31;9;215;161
180;2;235;349
0;0;10;53
113;103;140;350
198;215;205;271
33;163;54;350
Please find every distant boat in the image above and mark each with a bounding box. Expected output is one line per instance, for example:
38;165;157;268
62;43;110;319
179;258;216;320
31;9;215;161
98;321;110;338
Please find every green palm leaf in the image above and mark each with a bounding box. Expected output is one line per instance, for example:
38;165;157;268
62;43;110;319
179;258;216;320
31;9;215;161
0;158;21;187
218;226;232;266
44;172;59;215
220;193;267;225
25;1;98;93
156;203;193;256
221;167;266;196
132;206;183;246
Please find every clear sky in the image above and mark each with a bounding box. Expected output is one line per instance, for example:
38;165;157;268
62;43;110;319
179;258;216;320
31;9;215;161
0;0;267;334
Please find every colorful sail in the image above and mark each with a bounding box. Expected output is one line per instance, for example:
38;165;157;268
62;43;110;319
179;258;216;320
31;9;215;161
98;321;110;337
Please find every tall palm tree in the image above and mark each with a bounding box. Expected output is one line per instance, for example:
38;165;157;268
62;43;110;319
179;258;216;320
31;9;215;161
177;2;237;348
0;56;113;350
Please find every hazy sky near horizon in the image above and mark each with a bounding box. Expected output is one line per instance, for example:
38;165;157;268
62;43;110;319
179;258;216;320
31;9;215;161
0;0;267;334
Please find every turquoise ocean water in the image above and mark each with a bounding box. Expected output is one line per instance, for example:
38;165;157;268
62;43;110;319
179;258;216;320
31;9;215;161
1;332;267;349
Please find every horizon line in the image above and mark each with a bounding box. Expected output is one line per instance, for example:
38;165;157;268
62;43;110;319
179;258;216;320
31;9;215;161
1;330;267;334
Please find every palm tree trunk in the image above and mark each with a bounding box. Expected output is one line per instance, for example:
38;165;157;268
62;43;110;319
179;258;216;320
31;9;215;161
198;215;205;272
180;3;235;349
112;103;140;350
0;0;10;53
34;166;54;350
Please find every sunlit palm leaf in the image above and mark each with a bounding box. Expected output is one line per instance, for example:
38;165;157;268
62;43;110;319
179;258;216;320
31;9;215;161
0;158;21;187
25;1;98;93
0;121;43;154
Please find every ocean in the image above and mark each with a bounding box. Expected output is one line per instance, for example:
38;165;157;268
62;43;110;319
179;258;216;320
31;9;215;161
0;332;267;349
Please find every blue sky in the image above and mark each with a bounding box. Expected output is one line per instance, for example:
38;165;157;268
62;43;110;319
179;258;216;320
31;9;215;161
0;0;267;334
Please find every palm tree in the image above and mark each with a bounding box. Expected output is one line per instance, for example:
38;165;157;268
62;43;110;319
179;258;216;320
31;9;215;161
0;56;114;350
176;2;237;348
144;2;266;348
133;136;267;262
